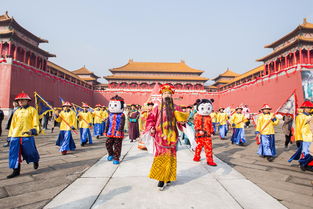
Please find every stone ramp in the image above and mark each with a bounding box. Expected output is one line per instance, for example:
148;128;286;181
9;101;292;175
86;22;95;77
44;141;287;209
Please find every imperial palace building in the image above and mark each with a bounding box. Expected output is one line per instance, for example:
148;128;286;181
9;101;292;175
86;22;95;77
104;59;208;91
0;11;312;113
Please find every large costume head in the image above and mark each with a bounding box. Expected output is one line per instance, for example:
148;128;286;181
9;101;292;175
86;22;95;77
196;99;214;116
108;95;124;113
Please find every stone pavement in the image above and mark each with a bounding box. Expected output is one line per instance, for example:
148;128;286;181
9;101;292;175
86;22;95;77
44;141;286;209
0;121;107;209
212;126;313;209
0;119;312;209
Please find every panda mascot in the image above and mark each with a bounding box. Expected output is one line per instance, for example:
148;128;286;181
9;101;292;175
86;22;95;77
104;95;126;164
193;99;217;166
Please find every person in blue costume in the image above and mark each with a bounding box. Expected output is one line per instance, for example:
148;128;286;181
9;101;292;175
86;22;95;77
210;110;218;135
100;105;108;137
104;95;126;165
255;104;279;162
230;106;248;146
77;103;93;146
55;102;77;155
216;107;229;139
288;101;313;171
7;92;40;178
93;104;105;139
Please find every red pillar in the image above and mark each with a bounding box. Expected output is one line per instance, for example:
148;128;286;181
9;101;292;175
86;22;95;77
35;55;38;68
308;49;310;64
13;46;18;60
27;53;31;65
293;52;296;65
284;56;287;68
273;61;276;72
0;42;2;57
300;49;303;64
23;50;26;63
8;42;11;57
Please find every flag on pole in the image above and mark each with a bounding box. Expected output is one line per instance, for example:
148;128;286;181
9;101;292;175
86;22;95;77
82;102;94;112
59;97;65;105
34;92;53;119
276;90;298;117
72;103;83;115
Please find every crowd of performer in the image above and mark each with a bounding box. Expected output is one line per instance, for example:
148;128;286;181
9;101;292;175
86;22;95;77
0;85;312;192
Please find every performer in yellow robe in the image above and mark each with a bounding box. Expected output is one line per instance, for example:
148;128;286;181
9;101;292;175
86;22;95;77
255;104;279;162
216;108;229;139
7;92;40;178
229;107;248;145
93;104;105;138
100;105;109;137
289;101;313;169
77;103;93;146
55;102;77;155
146;84;187;190
210;110;218;135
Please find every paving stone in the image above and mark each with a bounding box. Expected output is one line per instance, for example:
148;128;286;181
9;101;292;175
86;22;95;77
212;125;313;209
5;176;73;196
32;165;90;180
257;184;313;209
0;185;67;209
16;200;50;209
0;175;34;187
280;200;313;209
0;122;107;209
0;187;8;199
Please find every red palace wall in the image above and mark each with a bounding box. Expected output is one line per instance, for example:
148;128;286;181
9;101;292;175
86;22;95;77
93;90;213;106
1;60;311;114
214;68;305;113
0;60;93;109
0;64;12;109
94;66;309;113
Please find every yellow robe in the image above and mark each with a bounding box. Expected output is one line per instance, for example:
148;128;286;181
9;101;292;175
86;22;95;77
102;110;109;121
8;106;40;137
295;113;312;142
217;112;229;125
93;110;105;124
229;113;247;128
210;112;217;123
77;111;93;128
255;113;279;135
148;106;188;182
55;110;77;131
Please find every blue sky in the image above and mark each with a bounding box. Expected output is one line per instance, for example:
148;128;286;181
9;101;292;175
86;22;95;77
1;0;313;83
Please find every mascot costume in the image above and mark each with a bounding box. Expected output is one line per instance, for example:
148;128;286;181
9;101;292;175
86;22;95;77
104;95;126;164
193;99;217;166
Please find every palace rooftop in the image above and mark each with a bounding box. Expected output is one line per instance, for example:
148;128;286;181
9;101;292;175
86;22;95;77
110;59;204;74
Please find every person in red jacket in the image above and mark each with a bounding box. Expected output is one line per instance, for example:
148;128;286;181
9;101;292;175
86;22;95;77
193;99;217;166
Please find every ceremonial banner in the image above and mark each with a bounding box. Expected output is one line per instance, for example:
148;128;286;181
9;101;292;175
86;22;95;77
72;103;83;114
276;90;297;117
59;97;65;105
301;70;313;101
34;92;53;119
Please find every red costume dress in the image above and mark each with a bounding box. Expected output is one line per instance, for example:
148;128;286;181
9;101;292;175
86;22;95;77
193;114;216;166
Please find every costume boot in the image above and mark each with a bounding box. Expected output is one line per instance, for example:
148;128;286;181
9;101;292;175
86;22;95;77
7;164;20;178
33;162;39;170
